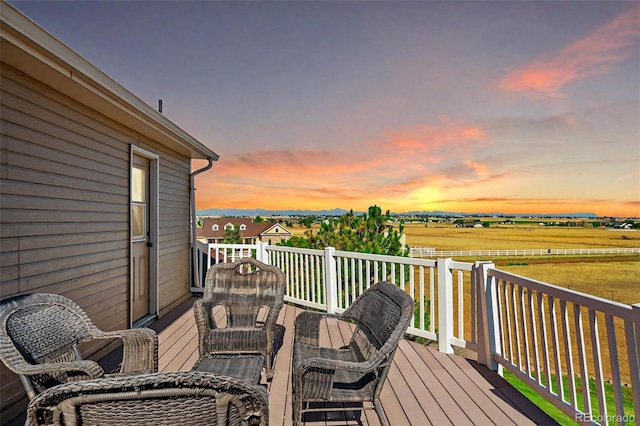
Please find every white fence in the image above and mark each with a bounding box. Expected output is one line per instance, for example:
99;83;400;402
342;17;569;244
411;247;640;258
195;241;640;424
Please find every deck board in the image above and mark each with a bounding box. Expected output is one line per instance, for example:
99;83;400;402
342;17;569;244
151;303;556;425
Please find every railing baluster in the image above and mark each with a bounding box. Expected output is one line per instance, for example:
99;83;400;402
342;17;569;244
511;282;522;371
496;278;507;365
430;267;435;334
573;304;591;416
631;304;640;423
519;285;531;378
358;258;363;295
409;265;417;328
606;314;624;420
458;270;464;340
623;318;639;425
419;267;425;330
537;293;552;393
527;288;539;382
560;300;577;409
350;257;356;302
589;309;607;423
548;296;564;401
503;281;514;366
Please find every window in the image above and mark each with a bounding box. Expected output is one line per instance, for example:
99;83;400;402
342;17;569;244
131;166;146;241
131;204;146;240
213;224;219;231
275;228;279;233
240;224;247;230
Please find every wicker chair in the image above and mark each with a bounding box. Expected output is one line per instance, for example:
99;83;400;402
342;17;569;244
194;257;285;379
292;281;414;426
25;371;269;426
0;293;157;399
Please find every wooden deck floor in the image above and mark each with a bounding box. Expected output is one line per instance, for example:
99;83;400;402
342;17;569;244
158;302;557;426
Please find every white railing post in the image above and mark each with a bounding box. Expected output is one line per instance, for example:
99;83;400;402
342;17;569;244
631;303;640;422
256;241;269;264
475;261;488;365
437;258;454;354
324;247;338;314
477;262;501;372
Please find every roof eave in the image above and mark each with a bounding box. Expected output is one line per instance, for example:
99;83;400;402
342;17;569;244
0;2;219;161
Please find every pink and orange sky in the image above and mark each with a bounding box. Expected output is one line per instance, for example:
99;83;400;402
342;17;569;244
13;1;640;217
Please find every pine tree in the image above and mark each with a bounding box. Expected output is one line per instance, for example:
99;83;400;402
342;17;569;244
280;205;406;257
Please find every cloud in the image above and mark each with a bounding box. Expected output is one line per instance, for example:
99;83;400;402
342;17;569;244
499;5;640;99
194;118;493;211
384;124;485;150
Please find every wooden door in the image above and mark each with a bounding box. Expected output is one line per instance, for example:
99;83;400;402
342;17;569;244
131;154;150;322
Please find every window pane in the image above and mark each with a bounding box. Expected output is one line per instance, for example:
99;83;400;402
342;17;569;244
132;204;146;240
132;167;145;202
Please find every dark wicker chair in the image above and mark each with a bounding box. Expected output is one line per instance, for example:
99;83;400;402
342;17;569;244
25;371;269;426
194;257;286;379
0;293;157;399
292;281;414;426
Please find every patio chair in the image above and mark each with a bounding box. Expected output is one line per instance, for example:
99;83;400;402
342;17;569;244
0;293;157;399
194;257;286;379
292;280;414;426
25;371;269;426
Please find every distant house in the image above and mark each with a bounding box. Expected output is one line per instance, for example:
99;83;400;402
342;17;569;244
198;217;293;245
1;2;218;418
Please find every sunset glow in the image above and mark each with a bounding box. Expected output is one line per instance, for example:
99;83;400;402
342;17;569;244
13;1;640;217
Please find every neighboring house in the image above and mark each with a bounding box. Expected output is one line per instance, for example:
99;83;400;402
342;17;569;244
0;2;218;419
198;217;293;245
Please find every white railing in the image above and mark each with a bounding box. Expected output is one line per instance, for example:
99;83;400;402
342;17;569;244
195;241;639;424
194;241;478;352
477;265;640;424
267;245;327;311
411;247;640;258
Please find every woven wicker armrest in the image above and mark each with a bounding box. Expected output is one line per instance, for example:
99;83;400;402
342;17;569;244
92;328;158;374
193;298;221;329
262;297;283;329
294;353;380;377
293;310;338;346
12;359;104;380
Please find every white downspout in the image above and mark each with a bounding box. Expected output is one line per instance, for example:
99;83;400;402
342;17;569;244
190;158;214;290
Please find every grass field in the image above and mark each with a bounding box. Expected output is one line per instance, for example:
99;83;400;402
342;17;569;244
401;222;640;251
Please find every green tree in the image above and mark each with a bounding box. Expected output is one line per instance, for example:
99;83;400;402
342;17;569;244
254;216;265;223
299;216;315;228
222;226;242;244
279;205;406;257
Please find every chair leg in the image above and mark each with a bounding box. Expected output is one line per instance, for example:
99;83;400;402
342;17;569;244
265;352;273;380
374;400;389;426
292;382;303;425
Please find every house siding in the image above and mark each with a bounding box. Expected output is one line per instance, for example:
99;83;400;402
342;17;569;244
0;63;192;419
